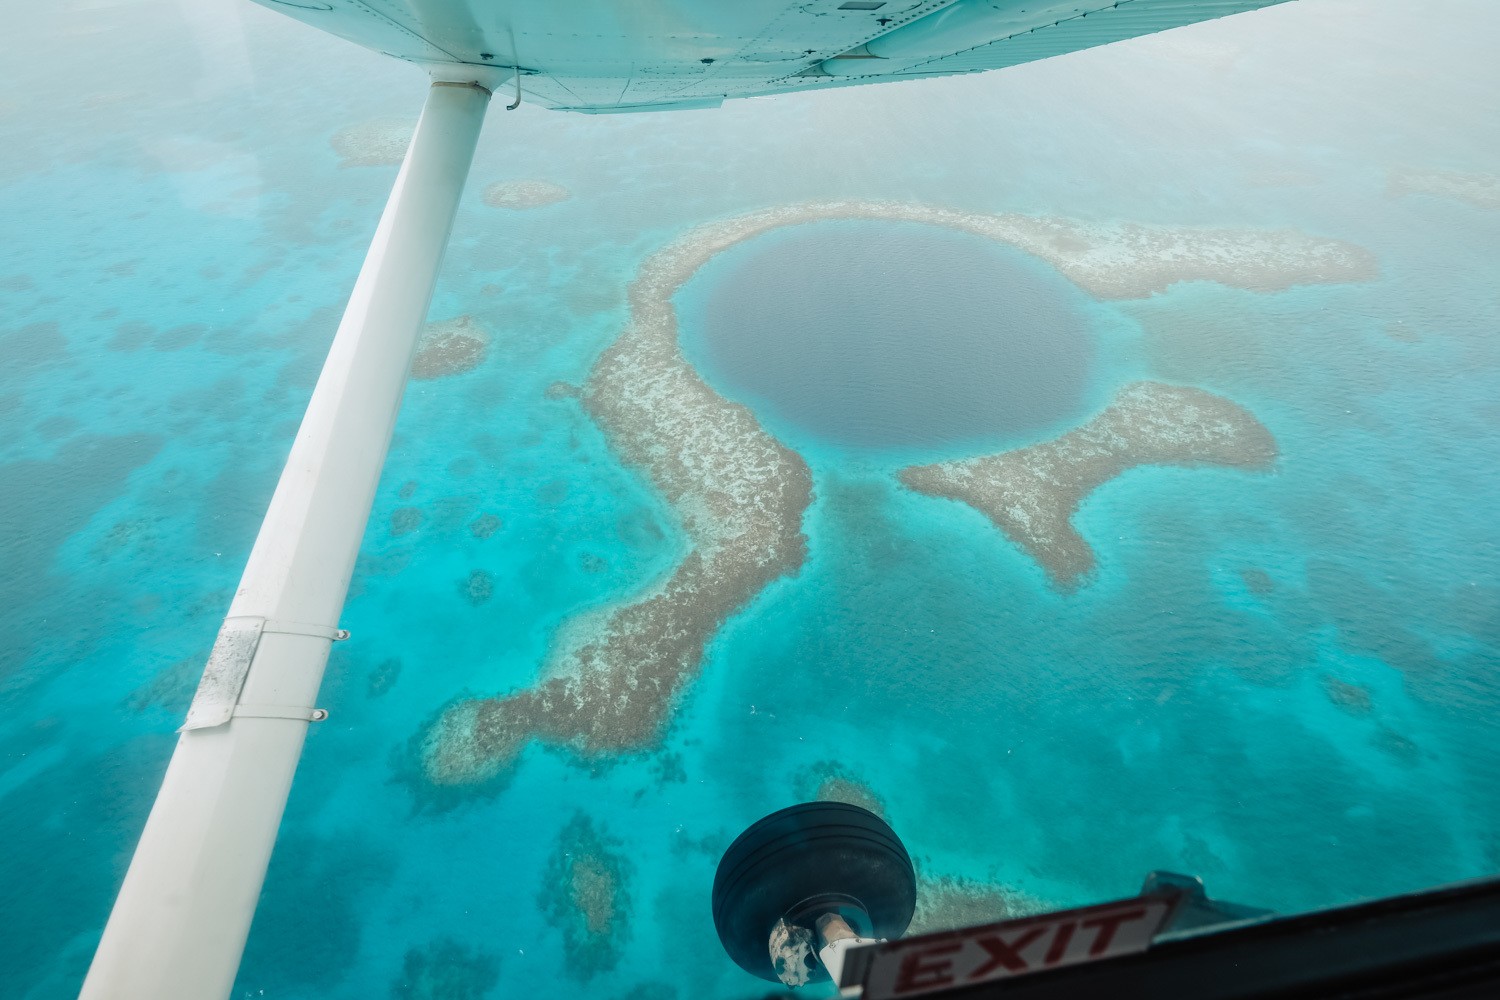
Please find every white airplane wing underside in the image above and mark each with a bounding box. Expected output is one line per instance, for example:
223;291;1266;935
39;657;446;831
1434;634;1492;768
251;0;1294;112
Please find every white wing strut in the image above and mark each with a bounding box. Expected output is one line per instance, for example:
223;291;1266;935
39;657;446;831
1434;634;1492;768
80;79;492;1000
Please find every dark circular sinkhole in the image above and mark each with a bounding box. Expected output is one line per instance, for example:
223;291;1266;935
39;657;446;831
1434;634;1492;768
679;219;1099;450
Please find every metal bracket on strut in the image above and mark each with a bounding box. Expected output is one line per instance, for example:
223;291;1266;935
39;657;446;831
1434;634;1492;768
178;616;345;732
232;705;331;722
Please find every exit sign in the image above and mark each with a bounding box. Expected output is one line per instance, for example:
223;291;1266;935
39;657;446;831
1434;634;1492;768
848;894;1180;998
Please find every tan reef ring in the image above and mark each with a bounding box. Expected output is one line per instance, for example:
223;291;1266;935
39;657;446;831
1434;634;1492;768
418;201;1370;787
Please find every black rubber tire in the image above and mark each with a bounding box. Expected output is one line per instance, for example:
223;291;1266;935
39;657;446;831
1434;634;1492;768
712;801;916;982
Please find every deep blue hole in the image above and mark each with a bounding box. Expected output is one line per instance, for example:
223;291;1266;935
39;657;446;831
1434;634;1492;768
679;218;1099;451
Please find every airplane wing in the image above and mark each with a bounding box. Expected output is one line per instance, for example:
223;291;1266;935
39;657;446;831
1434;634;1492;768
250;0;1295;112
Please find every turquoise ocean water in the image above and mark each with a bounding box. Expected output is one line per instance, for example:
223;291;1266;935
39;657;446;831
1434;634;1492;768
2;1;1499;997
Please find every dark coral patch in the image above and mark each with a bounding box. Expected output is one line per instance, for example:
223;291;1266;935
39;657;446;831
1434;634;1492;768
390;506;423;537
0;321;70;384
125;653;204;714
1241;567;1276;595
799;760;887;818
433;495;481;532
462;570;494;605
390;937;499;999
369;657;402;697
469;513;502;539
1323;676;1373;717
411;316;488;380
539;814;631;981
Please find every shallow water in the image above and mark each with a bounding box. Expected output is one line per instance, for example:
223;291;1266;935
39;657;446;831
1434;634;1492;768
2;1;1499;998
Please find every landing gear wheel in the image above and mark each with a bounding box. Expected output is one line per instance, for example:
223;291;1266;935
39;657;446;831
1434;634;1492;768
712;801;917;983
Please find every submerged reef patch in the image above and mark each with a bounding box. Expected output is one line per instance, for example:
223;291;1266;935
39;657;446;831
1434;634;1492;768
1323;676;1374;717
469;513;502;539
994;215;1376;297
1241;567;1276;596
1306;560;1445;679
411;316;489;380
576;201;1375;304
798;760;887;819
235;834;393;995
330;118;412;167
908;870;1051;936
419;201;1343;787
901;382;1278;590
125;653;204;714
433;494;482;532
420;210;825;785
539;814;631;981
611;983;677;1000
390;506;423;537
369;657;402;698
0;321;71;385
483;179;571;209
1373;727;1420;764
0;433;162;680
390;938;499;999
462;570;495;606
1388;167;1500;211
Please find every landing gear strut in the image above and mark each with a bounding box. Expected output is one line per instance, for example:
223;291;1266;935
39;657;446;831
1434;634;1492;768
712;802;917;988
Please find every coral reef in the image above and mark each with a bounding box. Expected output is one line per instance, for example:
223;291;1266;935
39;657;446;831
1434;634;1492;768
799;760;887;818
539;814;631;981
330;118;412;168
369;657;402;698
1323;676;1373;717
390;506;423;537
390;937;499;999
548;200;1375;304
468;513;502;539
94;515;165;559
411;316;488;380
420;211;818;785
649;750;687;784
1389;167;1500;211
901;382;1277;589
1241;567;1276;595
482;180;571;209
125;654;203;713
432;495;481;532
908;870;1050;936
462;570;494;606
976;214;1375;298
419;201;1348;786
669;827;725;859
1373;727;1420;764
